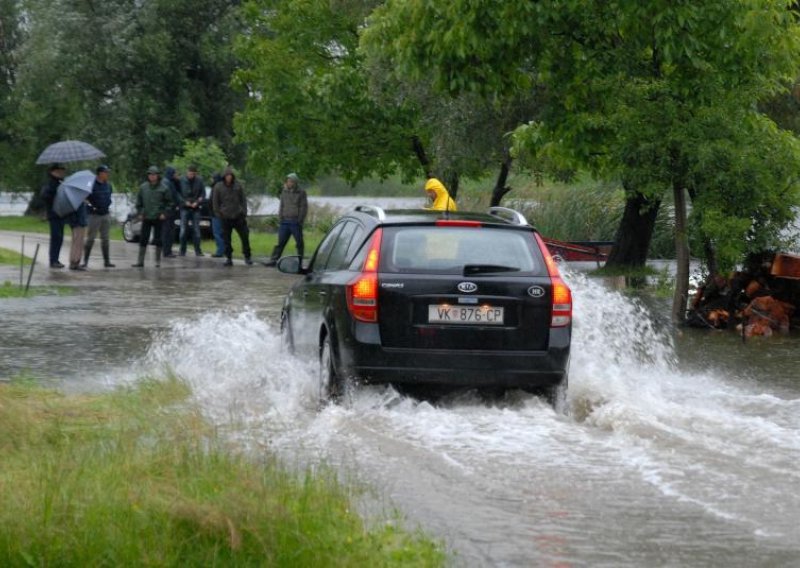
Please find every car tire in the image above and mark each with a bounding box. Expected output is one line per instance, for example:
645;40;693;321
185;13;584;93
280;311;294;355
122;220;138;243
319;334;341;405
545;376;569;416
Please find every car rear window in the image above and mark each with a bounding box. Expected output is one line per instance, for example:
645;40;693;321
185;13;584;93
381;226;546;275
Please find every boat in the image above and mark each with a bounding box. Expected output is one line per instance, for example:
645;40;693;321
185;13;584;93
541;238;613;263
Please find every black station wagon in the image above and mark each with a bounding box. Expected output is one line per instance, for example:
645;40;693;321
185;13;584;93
278;206;572;410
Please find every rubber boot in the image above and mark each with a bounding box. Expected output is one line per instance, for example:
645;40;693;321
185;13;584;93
132;247;146;268
266;246;280;267
102;241;115;268
155;247;162;268
81;242;93;268
297;245;304;262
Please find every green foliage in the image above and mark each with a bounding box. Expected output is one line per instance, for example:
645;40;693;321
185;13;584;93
368;0;800;270
170;138;229;182
234;0;421;185
0;378;445;566
1;0;242;192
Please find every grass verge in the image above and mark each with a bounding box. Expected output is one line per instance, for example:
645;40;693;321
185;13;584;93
0;281;72;298
0;377;445;566
0;246;33;266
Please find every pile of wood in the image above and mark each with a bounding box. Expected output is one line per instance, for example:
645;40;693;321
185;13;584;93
686;252;800;337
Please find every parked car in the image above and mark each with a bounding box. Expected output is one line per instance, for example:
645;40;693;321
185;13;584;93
122;187;214;243
278;206;572;410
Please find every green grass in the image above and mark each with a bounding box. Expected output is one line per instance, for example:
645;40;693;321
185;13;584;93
0;246;33;266
0;215;51;234
1;216;325;260
0;377;445;566
0;215;125;241
0;280;72;298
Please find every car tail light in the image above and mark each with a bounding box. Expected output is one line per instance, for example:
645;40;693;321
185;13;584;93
347;228;383;322
535;233;572;327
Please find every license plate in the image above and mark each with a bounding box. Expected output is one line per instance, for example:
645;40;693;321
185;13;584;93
428;305;504;325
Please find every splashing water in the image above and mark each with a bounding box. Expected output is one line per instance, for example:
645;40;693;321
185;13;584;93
138;271;800;559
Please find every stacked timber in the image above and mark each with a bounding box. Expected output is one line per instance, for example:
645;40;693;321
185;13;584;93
687;252;800;337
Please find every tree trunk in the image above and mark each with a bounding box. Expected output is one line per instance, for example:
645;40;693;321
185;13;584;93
490;151;513;207
605;185;661;268
444;170;459;199
686;186;719;277
411;135;431;178
672;182;690;324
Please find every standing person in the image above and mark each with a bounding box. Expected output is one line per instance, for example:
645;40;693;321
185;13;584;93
212;166;252;266
268;173;307;265
39;163;67;268
162;166;181;258
209;172;225;257
132;166;170;268
66;197;88;271
82;164;115;268
423;177;457;212
178;164;205;256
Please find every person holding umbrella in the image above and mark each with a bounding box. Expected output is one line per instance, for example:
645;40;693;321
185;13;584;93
82;165;115;268
132;166;171;268
65;193;89;271
39;163;67;268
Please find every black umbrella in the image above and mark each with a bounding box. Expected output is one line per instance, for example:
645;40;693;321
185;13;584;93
36;140;105;165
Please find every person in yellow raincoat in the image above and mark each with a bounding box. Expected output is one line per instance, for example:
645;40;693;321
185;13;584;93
424;178;457;211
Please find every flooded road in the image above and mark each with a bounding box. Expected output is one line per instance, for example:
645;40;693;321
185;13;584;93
2;231;800;566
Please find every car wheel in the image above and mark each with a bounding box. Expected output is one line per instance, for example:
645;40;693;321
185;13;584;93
319;334;341;405
545;376;569;416
122;220;138;243
280;311;294;355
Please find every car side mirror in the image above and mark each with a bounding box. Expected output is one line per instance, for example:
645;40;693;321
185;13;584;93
276;255;306;274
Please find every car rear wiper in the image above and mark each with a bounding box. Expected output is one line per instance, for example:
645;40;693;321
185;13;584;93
463;264;520;275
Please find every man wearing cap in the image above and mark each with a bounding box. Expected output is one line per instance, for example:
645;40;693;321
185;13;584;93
268;172;307;265
39;164;67;268
178;164;205;256
82;165;115;268
132;166;171;268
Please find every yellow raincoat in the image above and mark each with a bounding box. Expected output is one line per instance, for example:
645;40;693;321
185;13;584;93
424;178;457;212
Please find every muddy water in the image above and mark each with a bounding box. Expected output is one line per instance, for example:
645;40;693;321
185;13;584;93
1;246;799;566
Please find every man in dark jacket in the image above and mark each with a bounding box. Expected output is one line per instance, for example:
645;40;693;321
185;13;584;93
39;163;66;268
268;172;307;264
179;164;205;256
132;166;171;268
82;164;115;268
162;165;181;258
212;166;252;266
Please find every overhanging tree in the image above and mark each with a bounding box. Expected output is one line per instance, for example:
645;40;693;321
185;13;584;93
364;0;800;322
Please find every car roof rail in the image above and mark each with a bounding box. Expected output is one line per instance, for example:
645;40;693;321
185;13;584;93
354;205;386;221
488;206;529;226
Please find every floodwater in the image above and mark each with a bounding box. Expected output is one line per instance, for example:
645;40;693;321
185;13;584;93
1;232;800;566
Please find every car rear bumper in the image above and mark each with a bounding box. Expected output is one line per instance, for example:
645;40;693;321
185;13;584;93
337;324;570;389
